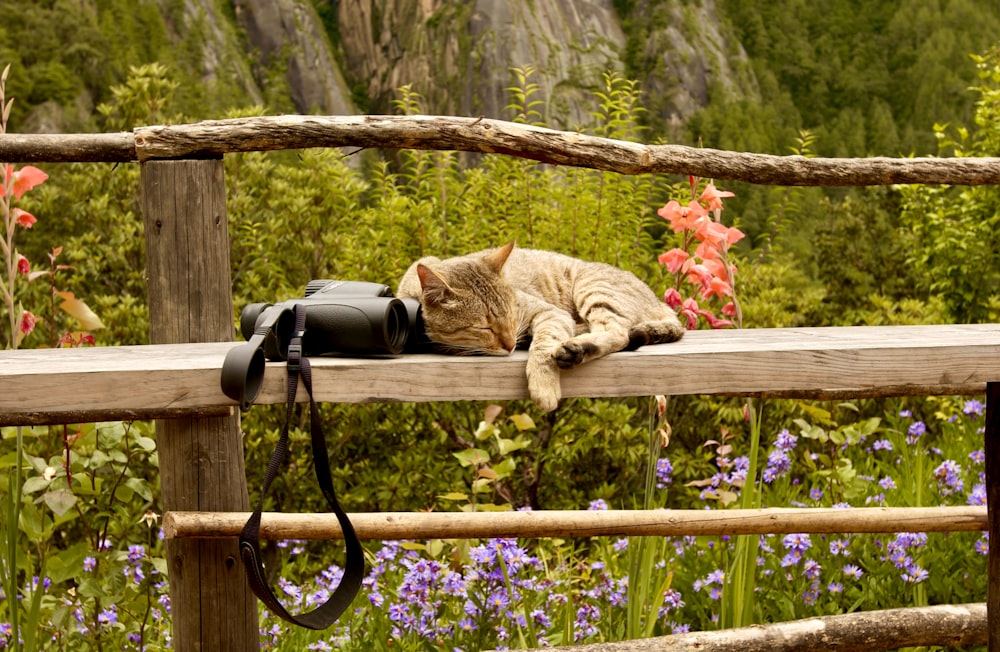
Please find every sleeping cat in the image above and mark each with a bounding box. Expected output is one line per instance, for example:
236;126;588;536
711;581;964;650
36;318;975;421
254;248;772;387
397;242;684;412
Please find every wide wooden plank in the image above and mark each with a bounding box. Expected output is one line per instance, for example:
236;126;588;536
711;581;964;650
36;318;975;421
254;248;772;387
2;324;999;424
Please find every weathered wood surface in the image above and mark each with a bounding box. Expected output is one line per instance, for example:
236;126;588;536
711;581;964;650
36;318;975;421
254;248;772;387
140;160;259;651
1;324;998;424
987;382;1000;651
500;603;986;652
0;131;134;162
163;506;987;541
133;115;1000;185
2;115;1000;185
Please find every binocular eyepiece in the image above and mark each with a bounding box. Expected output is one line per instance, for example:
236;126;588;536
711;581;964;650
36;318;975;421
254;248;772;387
221;280;425;409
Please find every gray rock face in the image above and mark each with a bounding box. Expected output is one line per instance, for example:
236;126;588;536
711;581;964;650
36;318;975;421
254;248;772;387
207;0;756;129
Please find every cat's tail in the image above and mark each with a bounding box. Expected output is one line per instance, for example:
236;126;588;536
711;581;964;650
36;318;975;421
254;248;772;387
626;320;685;350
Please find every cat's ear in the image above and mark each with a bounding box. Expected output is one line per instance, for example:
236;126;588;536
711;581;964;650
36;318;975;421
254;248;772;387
483;241;515;273
416;264;455;306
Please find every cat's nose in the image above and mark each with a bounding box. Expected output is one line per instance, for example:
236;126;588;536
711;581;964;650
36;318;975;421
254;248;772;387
500;334;516;353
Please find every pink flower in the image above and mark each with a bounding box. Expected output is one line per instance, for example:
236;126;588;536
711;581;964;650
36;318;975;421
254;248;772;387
658;248;690;274
702;276;733;300
663;287;683;309
13;208;36;229
721;302;737;317
19;310;36;336
699;183;735;211
697;308;733;329
2;165;48;200
658;199;708;233
679;298;700;330
16;254;29;275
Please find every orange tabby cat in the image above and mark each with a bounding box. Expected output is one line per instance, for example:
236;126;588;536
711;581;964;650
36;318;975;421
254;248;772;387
397;242;684;411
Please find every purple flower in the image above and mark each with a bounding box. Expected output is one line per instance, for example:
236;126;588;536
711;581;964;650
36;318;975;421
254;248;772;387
873;439;893;452
127;544;145;563
843;564;864;580
975;535;989;556
83;557;96;572
783;533;812;554
661;588;684;611
809;487;824;501
588;498;609;511
902;564;929;584
933;460;964;496
655;457;673;488
970;449;985;465
829;539;850;556
906;421;926;444
97;606;118;626
762;450;791;483
774;429;798;451
878;476;897;491
964;399;985;417
968;483;986;506
828;582;844;594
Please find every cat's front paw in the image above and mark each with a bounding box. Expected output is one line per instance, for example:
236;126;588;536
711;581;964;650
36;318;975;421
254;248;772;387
531;385;560;412
554;340;598;369
526;362;562;412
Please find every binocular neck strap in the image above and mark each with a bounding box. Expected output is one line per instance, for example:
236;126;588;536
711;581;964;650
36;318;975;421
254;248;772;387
239;304;365;630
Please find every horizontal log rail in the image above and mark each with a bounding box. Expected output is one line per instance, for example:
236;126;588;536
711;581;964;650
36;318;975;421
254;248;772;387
1;324;999;425
163;506;988;541
2;115;1000;185
516;603;987;652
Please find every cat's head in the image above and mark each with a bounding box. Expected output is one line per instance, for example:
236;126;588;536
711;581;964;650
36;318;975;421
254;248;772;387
414;241;521;356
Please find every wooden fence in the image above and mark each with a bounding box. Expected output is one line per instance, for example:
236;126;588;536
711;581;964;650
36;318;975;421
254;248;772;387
2;116;1000;651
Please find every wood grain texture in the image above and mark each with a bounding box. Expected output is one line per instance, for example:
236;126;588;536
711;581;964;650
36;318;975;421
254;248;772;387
2;324;998;422
2;115;1000;185
132;115;1000;185
163;506;987;541
140;160;258;652
498;604;986;652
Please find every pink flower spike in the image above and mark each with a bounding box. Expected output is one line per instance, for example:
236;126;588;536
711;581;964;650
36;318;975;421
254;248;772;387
702;276;733;300
721;302;737;317
16;254;29;275
699;183;735;211
663;287;683;309
13;208;37;229
11;165;48;200
698;309;733;329
658;248;690;273
686;264;713;290
19;310;36;336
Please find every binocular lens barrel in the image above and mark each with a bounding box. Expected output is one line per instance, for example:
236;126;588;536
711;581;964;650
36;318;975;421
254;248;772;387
299;298;409;356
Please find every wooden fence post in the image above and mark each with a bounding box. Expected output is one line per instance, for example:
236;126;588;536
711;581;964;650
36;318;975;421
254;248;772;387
988;381;1000;651
141;159;259;650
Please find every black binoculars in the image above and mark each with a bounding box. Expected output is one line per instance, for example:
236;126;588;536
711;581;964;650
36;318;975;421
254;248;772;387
221;280;425;408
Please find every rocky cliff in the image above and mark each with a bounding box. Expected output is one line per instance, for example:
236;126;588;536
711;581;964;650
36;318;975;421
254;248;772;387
226;0;756;132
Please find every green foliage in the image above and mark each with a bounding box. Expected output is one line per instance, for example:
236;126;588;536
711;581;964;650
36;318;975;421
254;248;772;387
897;43;1000;323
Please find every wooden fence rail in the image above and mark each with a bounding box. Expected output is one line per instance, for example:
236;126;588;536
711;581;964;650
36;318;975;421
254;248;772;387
163;506;989;541
2;117;1000;651
2;114;1000;185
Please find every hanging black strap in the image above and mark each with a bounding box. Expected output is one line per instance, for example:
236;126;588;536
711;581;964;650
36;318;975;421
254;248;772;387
238;304;365;629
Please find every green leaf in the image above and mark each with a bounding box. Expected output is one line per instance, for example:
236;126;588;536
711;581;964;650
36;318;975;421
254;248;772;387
494;457;517;479
437;492;469;501
125;477;153;502
473;421;498;441
43;489;77;517
55;291;105;330
22;476;51;495
453;448;490;467
509;413;535;431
